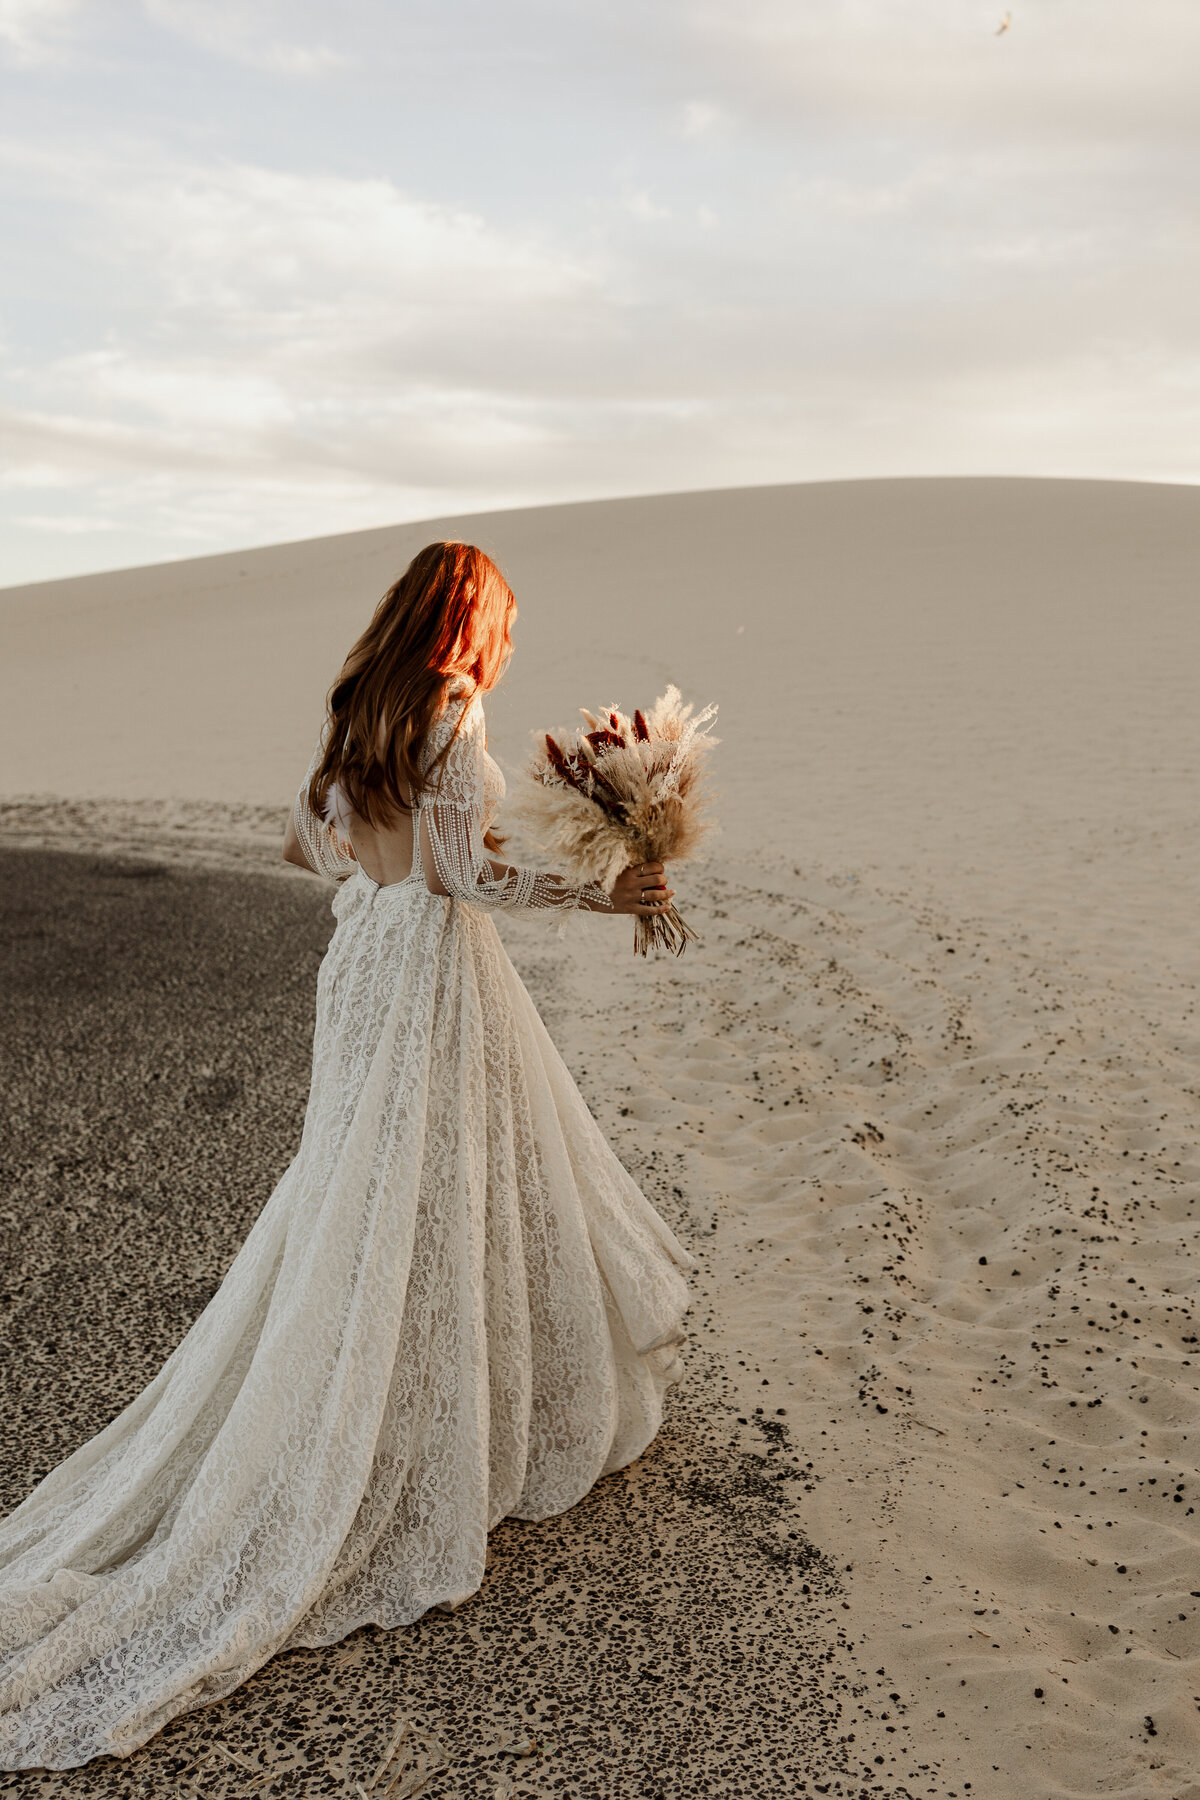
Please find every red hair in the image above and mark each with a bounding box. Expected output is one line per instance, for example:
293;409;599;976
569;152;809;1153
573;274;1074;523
308;541;515;831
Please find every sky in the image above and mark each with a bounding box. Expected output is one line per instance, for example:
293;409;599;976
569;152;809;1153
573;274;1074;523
1;0;1198;585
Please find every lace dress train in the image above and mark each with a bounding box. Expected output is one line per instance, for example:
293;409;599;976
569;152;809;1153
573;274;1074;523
0;687;694;1770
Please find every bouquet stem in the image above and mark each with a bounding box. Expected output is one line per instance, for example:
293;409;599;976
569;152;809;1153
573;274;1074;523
634;902;700;958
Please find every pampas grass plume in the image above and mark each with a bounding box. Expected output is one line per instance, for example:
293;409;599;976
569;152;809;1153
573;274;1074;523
511;684;719;954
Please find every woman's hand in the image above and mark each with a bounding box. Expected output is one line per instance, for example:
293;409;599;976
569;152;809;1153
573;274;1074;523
608;861;674;916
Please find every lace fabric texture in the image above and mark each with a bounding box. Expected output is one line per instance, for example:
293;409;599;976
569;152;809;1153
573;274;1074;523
0;687;693;1771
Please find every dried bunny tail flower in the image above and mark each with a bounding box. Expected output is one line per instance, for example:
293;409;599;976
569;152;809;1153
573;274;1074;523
584;727;626;754
543;732;587;793
579;702;628;735
540;731;629;820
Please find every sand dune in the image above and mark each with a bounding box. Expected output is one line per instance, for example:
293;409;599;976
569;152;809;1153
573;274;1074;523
3;477;1199;1796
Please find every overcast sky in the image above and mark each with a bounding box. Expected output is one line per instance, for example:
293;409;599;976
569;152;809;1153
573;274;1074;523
1;0;1197;584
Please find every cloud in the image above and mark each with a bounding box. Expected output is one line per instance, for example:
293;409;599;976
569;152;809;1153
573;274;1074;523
678;0;1200;142
624;189;672;222
680;100;725;138
0;146;618;558
0;0;75;63
140;0;351;75
14;511;120;533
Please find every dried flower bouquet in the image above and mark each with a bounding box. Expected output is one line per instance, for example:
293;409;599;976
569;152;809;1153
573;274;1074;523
514;685;719;955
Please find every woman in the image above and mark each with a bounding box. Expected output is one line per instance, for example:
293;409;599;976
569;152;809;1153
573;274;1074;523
0;542;695;1771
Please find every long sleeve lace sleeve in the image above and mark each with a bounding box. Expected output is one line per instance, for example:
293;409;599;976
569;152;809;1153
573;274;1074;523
420;697;614;915
293;740;358;883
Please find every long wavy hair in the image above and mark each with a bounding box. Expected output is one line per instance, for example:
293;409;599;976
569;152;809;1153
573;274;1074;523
307;541;515;832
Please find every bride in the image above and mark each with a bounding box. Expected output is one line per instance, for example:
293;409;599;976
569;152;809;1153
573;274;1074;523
0;541;695;1771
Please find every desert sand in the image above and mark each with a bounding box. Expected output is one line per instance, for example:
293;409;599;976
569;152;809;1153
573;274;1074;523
1;476;1198;1797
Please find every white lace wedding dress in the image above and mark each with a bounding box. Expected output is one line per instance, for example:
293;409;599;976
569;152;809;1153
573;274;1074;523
0;683;694;1770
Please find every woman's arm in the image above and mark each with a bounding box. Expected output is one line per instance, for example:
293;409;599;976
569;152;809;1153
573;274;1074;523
484;853;672;915
418;806;671;916
282;809;316;873
284;745;358;881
